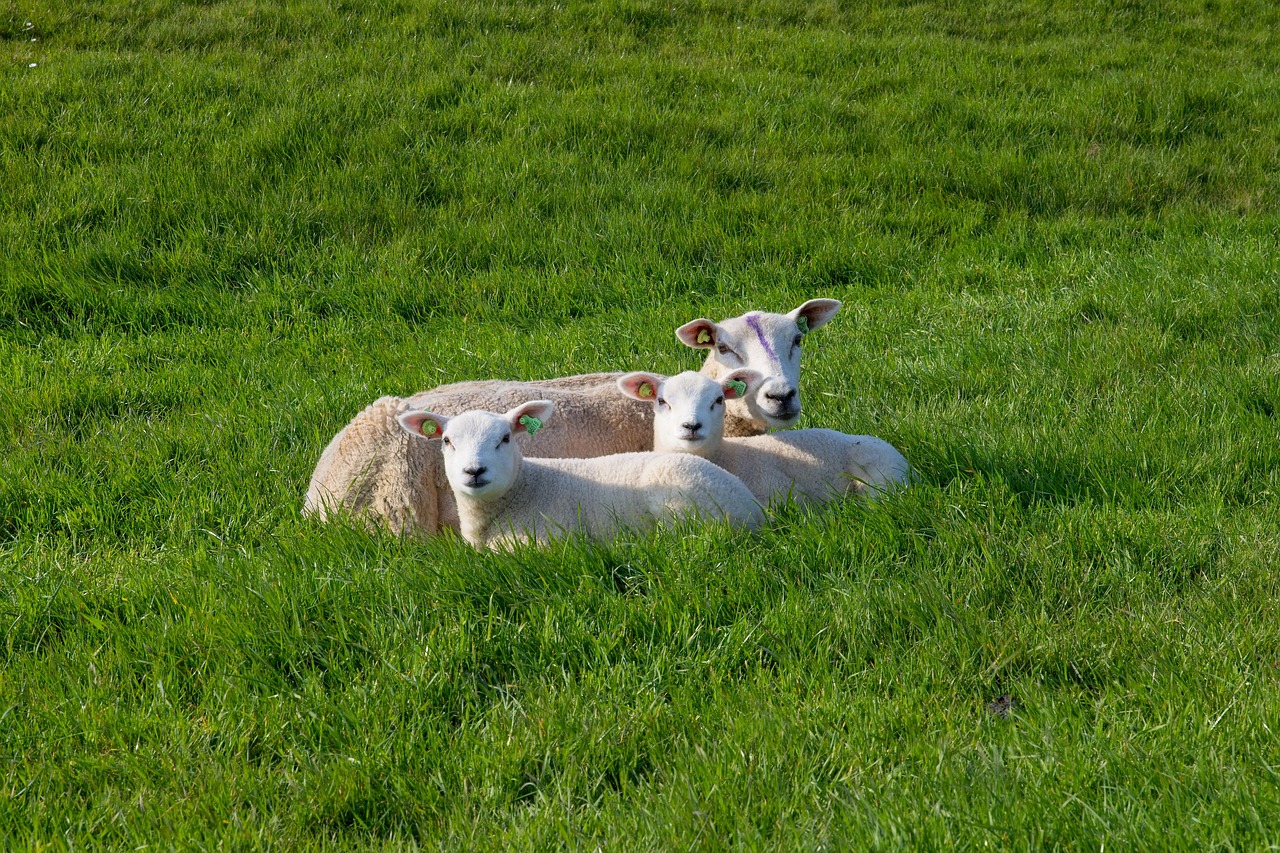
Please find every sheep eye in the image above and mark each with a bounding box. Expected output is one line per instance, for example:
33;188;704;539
716;344;739;359
792;335;803;350
657;397;668;408
442;437;452;448
500;433;511;446
714;396;725;406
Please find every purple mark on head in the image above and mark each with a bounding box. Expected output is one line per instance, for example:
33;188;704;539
744;313;780;368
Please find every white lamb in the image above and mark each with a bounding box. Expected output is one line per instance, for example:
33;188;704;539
303;374;646;534
395;400;764;550
304;299;842;535
617;370;911;507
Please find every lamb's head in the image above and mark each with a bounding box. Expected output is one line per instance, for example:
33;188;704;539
675;298;841;431
618;369;762;457
398;400;555;503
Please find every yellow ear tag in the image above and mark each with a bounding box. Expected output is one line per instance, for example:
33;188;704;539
696;329;711;344
421;420;438;437
638;382;654;398
518;415;542;437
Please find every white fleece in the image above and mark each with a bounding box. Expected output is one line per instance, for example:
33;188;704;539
619;370;911;507
396;401;764;550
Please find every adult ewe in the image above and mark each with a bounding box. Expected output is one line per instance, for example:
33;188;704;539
396;401;763;549
618;370;911;506
304;299;841;534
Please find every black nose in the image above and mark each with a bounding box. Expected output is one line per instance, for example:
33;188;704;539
682;421;702;432
765;389;797;404
463;466;488;477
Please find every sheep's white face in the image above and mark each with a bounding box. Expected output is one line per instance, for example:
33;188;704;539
617;369;762;458
676;299;841;430
437;411;519;501
397;401;555;504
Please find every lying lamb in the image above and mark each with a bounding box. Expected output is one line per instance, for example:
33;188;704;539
618;370;911;507
304;299;842;535
395;400;764;549
304;375;645;534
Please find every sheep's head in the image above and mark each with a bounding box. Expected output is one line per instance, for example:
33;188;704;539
617;369;762;457
675;298;841;431
398;400;554;502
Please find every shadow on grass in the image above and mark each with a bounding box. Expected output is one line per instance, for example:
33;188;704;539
925;445;1117;510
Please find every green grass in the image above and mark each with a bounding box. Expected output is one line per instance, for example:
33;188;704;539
3;0;1280;847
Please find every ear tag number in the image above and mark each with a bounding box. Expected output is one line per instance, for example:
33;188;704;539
518;415;543;436
797;316;810;335
421;420;439;437
638;382;654;398
726;379;747;398
696;329;711;344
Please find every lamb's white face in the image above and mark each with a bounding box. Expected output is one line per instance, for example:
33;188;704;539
438;411;519;501
655;373;727;457
676;299;841;430
617;369;762;458
397;400;555;504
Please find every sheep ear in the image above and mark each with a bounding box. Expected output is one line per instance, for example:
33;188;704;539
789;299;842;334
722;369;763;400
398;410;448;440
507;400;555;436
675;318;719;349
617;372;664;401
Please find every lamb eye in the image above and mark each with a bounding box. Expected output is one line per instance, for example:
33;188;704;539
442;437;452;448
500;433;511;446
714;396;725;406
792;335;803;349
657;397;668;408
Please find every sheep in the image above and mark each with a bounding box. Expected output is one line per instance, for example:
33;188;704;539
617;369;911;508
303;374;651;534
303;300;842;535
394;400;765;549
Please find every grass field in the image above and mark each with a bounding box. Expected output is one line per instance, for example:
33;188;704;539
3;0;1280;847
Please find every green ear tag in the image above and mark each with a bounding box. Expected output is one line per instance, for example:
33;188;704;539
421;420;439;437
696;329;711;344
796;315;810;335
726;378;747;398
518;415;543;437
638;382;654;398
